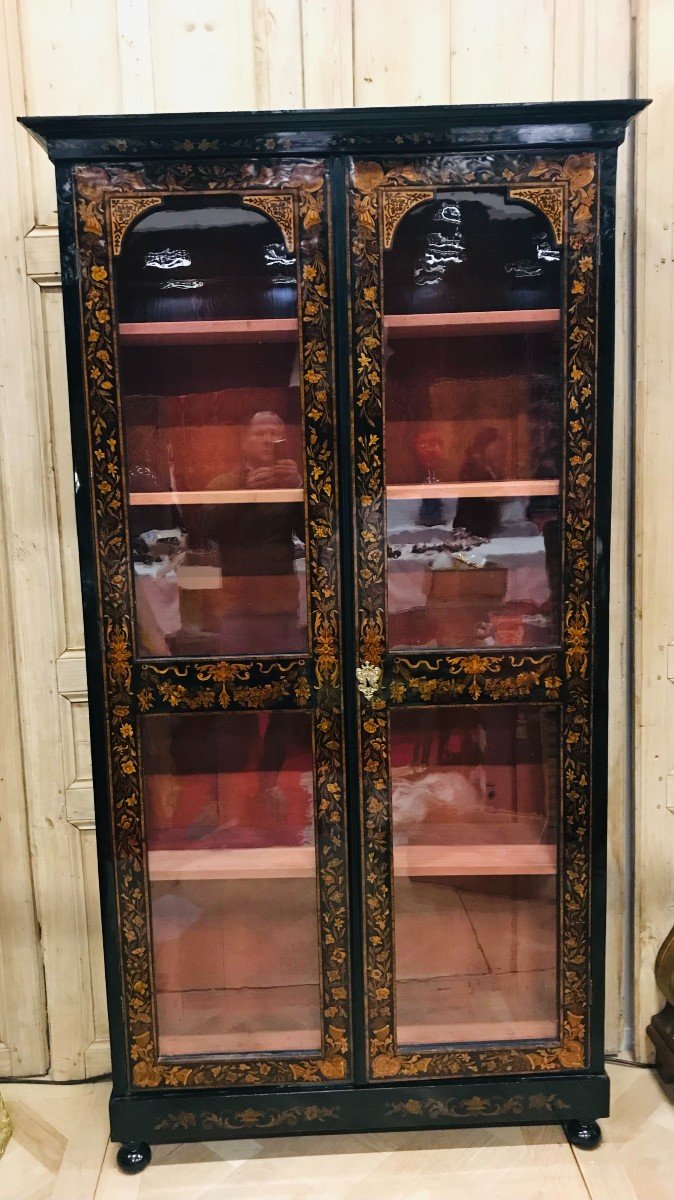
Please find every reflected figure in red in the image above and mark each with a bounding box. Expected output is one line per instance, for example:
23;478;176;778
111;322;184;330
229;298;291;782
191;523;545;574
454;425;505;538
414;425;447;526
203;411;305;655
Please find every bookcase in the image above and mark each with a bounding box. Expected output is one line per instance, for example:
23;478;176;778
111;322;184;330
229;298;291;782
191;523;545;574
21;98;646;1172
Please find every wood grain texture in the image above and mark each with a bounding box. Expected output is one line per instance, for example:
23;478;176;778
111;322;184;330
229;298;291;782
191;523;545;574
450;0;554;104
148;0;257;112
0;0;65;1077
252;0;303;109
301;0;353;107
353;0;452;106
633;0;674;1064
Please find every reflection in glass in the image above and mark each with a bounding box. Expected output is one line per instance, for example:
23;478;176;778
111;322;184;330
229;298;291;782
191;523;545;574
115;196;309;657
384;189;563;650
390;705;559;1048
142;712;320;1056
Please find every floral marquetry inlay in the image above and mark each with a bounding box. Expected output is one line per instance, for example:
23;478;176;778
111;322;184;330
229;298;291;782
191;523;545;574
74;157;351;1092
508;184;565;244
242;192;295;251
349;151;598;1083
390;653;564;705
155;1105;340;1134
381;188;433;248
109;195;163;254
386;1093;571;1120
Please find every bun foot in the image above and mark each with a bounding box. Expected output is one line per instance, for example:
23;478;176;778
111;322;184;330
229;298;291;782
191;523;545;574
564;1119;601;1149
117;1142;152;1174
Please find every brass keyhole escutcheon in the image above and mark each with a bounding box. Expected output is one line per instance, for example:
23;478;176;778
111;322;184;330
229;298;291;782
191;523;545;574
356;661;382;702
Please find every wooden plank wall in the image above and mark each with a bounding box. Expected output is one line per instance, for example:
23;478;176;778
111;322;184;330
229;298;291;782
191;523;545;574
0;0;644;1076
633;0;674;1064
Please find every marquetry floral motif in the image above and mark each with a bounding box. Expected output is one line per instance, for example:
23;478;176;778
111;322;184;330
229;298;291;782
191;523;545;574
385;1093;571;1120
109;195;163;254
155;1104;340;1134
242;192;295;251
390;654;564;704
381;188;434;248
508;185;564;244
74;157;350;1089
138;660;315;713
349;151;598;1081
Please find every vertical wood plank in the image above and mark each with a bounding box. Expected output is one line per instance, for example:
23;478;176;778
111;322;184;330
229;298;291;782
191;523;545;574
353;0;452;106
148;0;257;112
450;0;554;104
553;0;633;100
252;0;303;109
633;0;674;1063
18;0;123;225
115;0;156;112
0;0;63;1078
301;0;353;108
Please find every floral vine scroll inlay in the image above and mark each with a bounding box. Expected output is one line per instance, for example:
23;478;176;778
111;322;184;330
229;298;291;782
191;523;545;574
155;1104;340;1134
242;192;295;252
349;150;598;1084
386;1092;571;1120
381;188;433;249
74;157;350;1092
109;195;163;255
508;185;565;245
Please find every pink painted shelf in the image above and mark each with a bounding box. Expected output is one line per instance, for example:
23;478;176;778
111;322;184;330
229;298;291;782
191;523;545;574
148;842;556;882
118;318;298;345
383;308;560;338
387;479;559;500
129;487;303;505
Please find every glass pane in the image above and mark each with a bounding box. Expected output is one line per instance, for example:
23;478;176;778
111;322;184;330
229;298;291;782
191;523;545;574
141;711;321;1057
390;705;559;1047
383;191;562;650
116;196;308;657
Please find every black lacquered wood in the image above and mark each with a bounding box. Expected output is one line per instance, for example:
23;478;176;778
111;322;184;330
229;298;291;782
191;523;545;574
20;100;647;1151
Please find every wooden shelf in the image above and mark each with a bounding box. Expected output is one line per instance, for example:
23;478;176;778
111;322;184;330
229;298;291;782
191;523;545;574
159;1029;321;1056
397;1018;557;1047
150;847;315;881
387;479;559;500
157;984;321;1057
130;481;556;505
159;1018;557;1058
118;318;298;346
396;843;556;876
148;842;555;882
129;487;303;505
383;308;560;338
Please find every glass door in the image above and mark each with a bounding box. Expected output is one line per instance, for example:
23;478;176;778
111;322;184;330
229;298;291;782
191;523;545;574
73;159;352;1088
348;154;599;1080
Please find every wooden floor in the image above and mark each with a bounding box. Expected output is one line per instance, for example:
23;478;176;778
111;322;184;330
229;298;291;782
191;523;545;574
1;1062;672;1199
